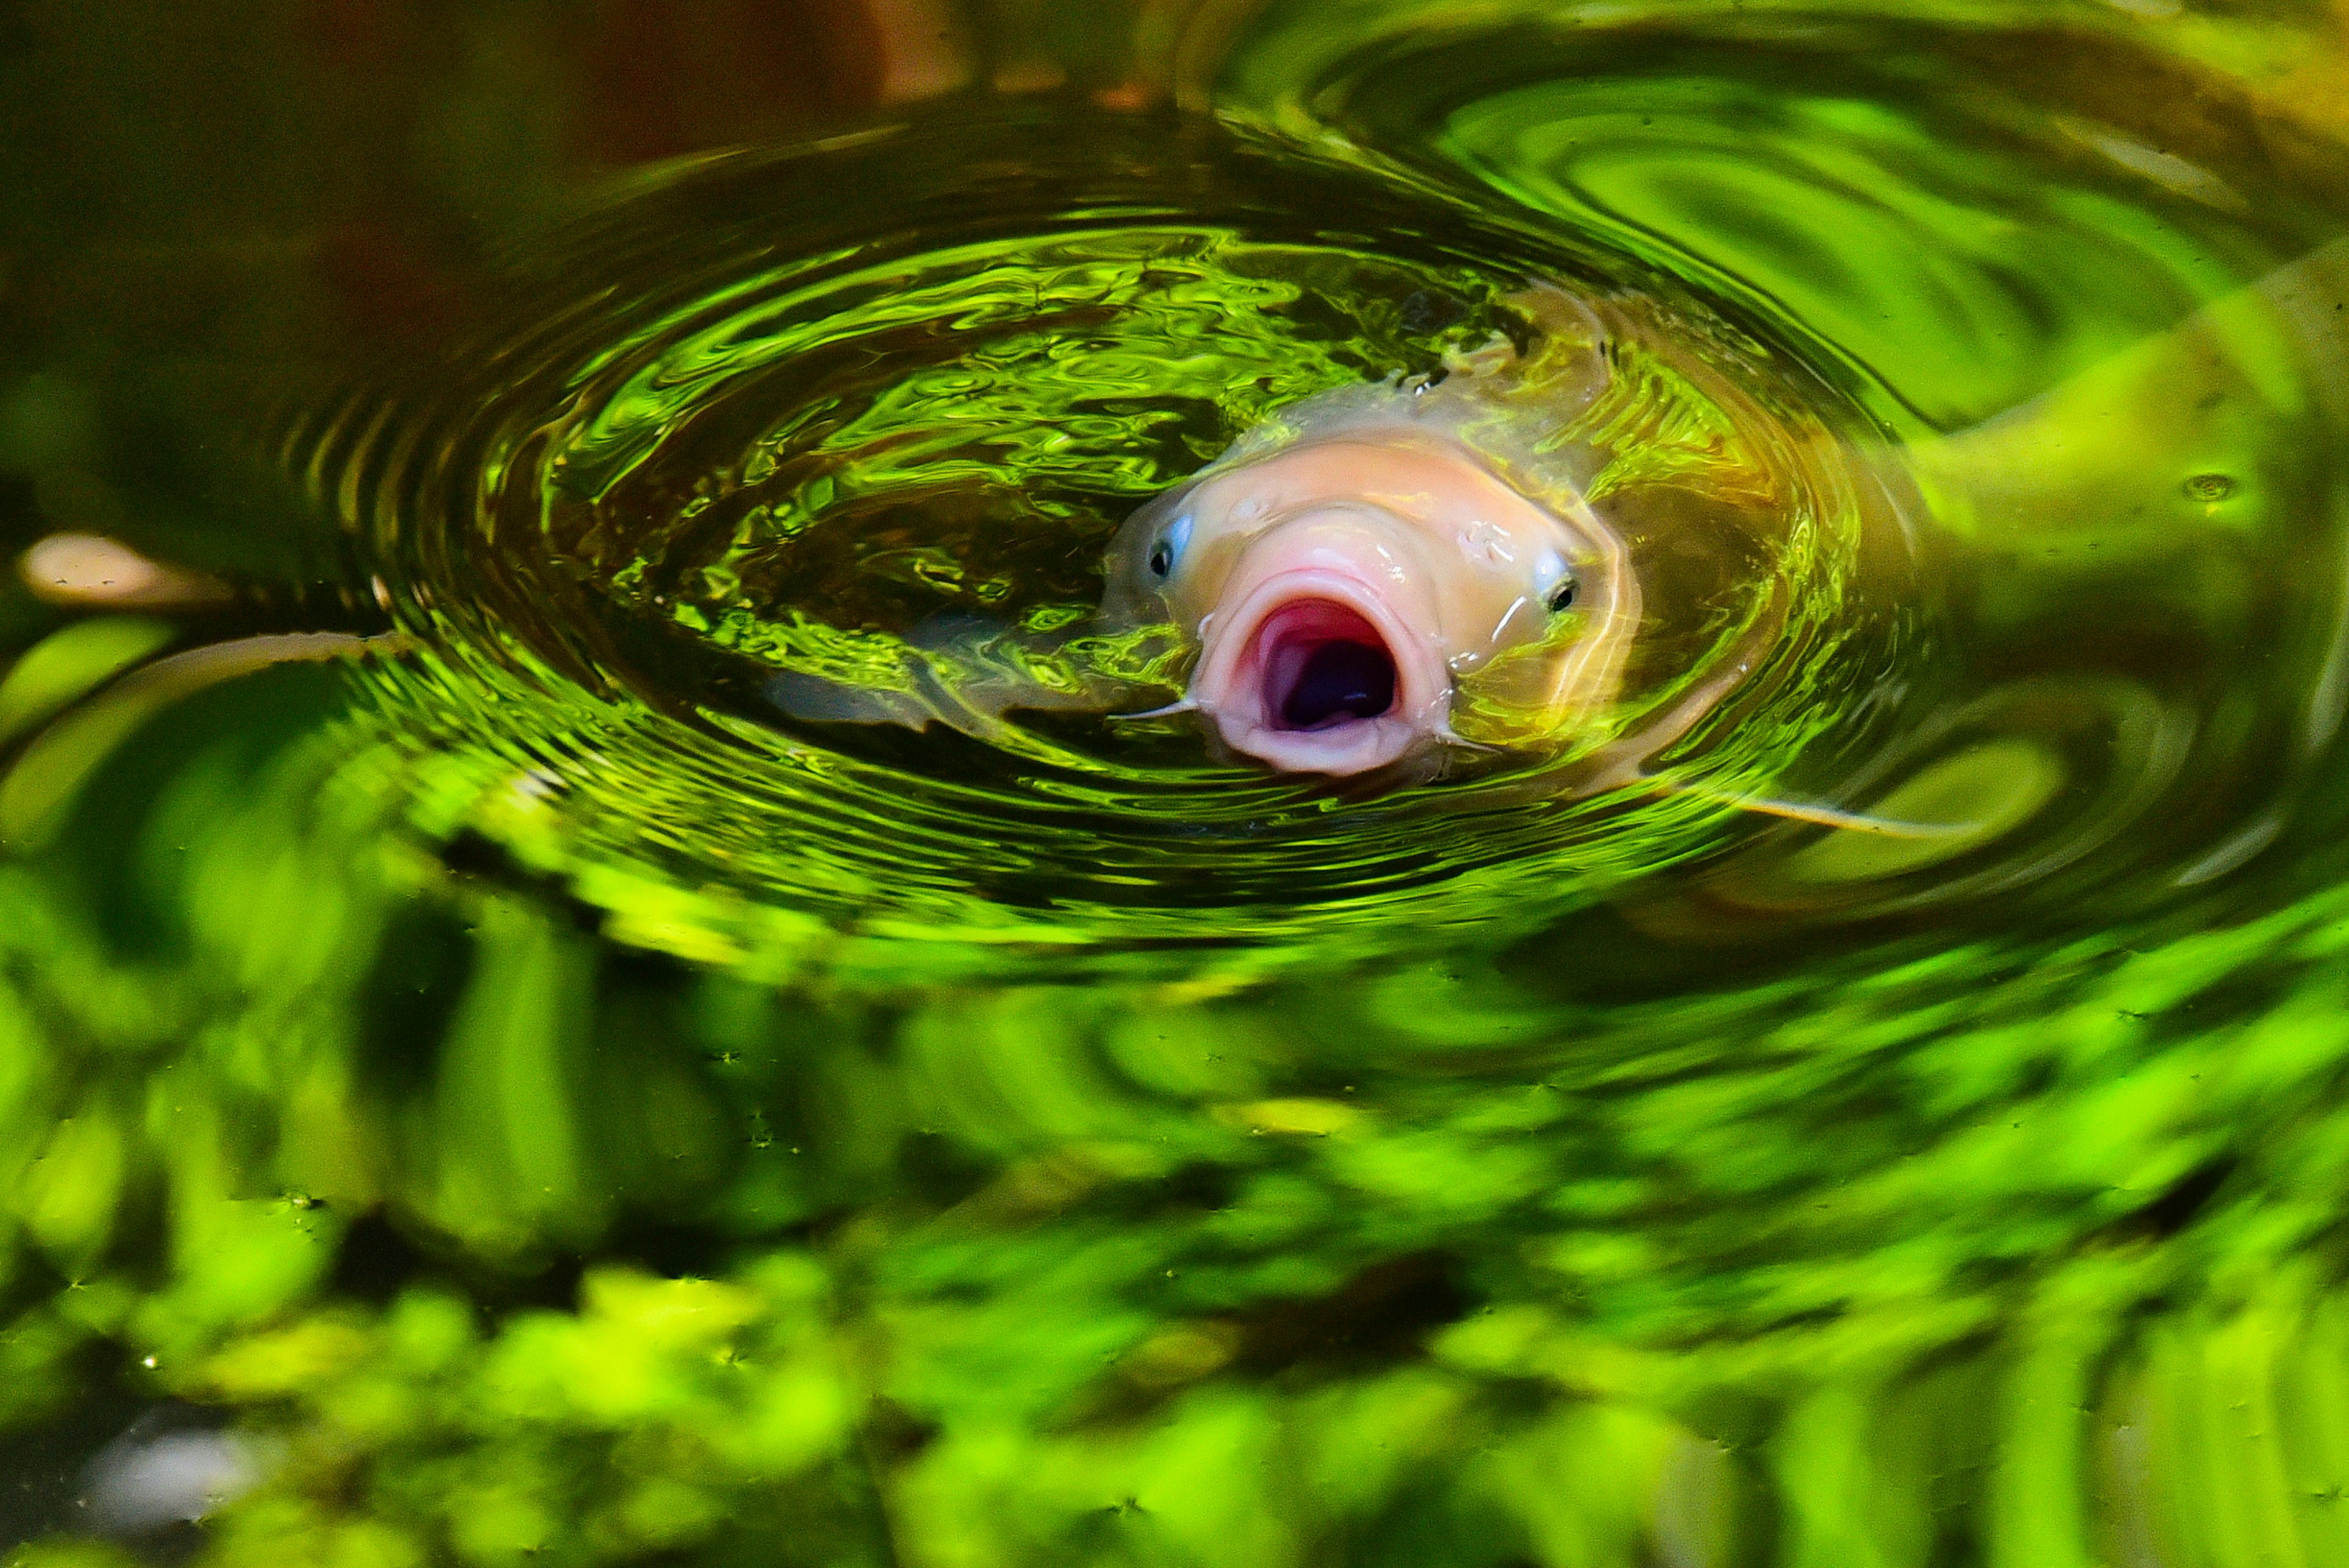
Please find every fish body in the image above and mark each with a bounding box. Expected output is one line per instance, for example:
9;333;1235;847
1105;237;2349;801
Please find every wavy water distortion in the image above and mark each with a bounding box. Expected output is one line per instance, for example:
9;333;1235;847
285;110;1902;983
7;4;2349;1567
293;55;2349;979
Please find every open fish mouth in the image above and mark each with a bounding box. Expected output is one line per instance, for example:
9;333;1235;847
1192;570;1450;775
1259;599;1398;730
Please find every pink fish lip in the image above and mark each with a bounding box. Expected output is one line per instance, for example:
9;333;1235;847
1189;567;1451;776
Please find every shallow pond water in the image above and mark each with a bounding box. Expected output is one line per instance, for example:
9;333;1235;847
5;1;2349;1564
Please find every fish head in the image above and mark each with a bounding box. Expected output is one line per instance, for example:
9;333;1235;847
1107;432;1614;775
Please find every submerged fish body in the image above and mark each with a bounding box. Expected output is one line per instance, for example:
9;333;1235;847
753;240;2349;824
1104;236;2349;804
1100;284;1842;780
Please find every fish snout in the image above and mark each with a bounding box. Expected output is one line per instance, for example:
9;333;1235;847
1189;539;1452;775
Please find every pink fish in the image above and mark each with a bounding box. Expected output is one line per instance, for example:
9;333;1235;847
1099;284;1800;782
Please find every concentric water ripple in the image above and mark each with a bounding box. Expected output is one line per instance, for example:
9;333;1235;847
291;108;1904;979
293;17;2349;980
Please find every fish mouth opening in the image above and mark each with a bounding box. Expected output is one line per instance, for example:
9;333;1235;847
1189;568;1446;776
1256;600;1398;731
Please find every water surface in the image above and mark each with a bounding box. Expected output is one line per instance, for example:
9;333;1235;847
5;2;2349;1564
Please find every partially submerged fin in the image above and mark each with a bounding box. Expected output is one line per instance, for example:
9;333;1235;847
763;613;1123;746
764;671;947;731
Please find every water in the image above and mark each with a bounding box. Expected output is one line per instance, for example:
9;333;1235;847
4;2;2349;1564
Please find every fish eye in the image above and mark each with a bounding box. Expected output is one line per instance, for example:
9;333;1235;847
1148;513;1193;581
1535;549;1578;613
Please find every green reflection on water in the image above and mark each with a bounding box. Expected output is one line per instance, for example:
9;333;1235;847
6;0;2349;1565
12;672;2349;1564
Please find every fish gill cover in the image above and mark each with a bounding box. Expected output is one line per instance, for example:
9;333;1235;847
2;1;2349;1566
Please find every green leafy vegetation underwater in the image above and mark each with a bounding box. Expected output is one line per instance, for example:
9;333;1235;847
10;1;2349;1564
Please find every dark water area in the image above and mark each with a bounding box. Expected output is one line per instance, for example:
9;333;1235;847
6;2;2349;1565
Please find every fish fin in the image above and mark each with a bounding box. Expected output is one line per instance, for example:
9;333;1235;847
763;671;948;730
765;666;1041;746
765;614;1118;742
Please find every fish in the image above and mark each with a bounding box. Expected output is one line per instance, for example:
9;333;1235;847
1101;234;2349;828
1098;334;1633;774
1097;284;1844;784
